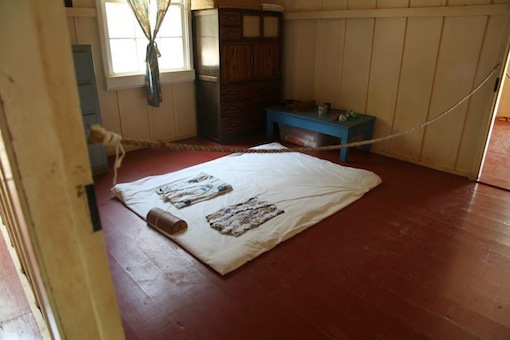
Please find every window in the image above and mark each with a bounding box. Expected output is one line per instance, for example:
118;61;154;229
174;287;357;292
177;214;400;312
96;0;194;90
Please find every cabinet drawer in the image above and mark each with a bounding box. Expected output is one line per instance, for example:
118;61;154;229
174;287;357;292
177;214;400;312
219;11;241;26
221;111;264;135
220;27;241;40
78;84;97;113
72;51;94;83
221;81;280;100
221;95;279;116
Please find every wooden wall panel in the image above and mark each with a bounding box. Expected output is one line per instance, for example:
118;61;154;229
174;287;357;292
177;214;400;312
279;0;295;12
282;20;297;100
148;85;176;141
173;82;198;138
339;18;374;112
314;19;346;106
366;17;406;152
377;0;410;8
498;82;510;117
348;0;377;9
72;0;95;7
117;88;151;143
420;16;487;169
293;20;319;100
388;17;442;159
322;0;348;10
67;18;77;43
447;0;491;5
295;0;321;11
410;0;446;6
456;15;508;176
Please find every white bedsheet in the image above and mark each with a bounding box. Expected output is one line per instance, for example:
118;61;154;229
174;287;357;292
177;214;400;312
112;143;382;275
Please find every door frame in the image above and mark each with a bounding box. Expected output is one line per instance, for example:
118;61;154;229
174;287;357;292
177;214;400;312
473;14;510;181
0;0;124;339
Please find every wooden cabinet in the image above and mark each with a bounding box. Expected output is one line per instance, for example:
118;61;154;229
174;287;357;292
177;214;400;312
192;8;282;142
72;45;108;176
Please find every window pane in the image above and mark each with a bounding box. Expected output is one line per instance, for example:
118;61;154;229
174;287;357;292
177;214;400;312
110;39;140;73
101;0;191;77
105;3;136;38
134;20;146;39
158;37;184;70
158;6;182;37
136;38;148;73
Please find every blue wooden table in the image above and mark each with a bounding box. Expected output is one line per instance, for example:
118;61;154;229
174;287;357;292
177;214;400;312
266;106;376;162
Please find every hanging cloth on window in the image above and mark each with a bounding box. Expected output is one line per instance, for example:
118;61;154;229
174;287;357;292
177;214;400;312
127;0;171;107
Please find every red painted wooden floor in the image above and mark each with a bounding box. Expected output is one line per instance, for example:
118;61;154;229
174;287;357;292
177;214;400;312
93;136;510;340
479;119;510;191
2;134;510;339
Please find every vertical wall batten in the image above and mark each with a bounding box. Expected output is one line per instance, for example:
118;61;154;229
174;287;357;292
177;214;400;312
313;19;324;103
339;18;374;112
418;16;445;164
282;20;297;99
388;17;408;152
293;20;319;100
389;17;442;160
366;17;406;152
421;16;486;168
313;19;346;106
364;17;377;115
282;2;509;177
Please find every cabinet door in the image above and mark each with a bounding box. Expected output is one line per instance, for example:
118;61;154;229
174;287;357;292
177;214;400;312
242;14;260;38
263;15;279;38
253;43;280;80
221;44;252;82
72;45;108;176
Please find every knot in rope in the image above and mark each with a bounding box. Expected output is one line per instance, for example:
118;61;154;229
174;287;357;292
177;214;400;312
89;124;125;184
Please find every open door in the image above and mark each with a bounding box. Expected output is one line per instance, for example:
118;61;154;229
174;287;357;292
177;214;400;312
0;1;124;339
478;28;510;190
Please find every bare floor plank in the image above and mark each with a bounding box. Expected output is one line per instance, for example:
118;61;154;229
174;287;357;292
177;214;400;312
479;120;510;191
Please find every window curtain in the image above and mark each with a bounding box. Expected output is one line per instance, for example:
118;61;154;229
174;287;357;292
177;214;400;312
127;0;171;107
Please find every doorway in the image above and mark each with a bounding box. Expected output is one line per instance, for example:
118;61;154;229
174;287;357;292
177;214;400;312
478;58;510;191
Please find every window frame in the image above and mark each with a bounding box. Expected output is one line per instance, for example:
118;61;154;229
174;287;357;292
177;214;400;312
95;0;195;91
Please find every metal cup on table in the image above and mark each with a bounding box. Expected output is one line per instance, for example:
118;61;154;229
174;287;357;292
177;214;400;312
318;104;329;115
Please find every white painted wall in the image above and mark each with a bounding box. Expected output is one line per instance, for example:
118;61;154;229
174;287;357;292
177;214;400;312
71;0;509;178
497;73;510;117
278;0;509;177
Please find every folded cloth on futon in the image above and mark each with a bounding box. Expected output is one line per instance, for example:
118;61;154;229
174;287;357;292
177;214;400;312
206;197;284;237
156;172;232;208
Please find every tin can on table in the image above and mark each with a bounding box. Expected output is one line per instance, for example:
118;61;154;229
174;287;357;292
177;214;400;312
318;104;328;115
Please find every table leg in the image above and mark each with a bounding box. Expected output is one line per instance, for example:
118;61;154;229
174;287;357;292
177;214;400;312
339;132;348;162
363;128;373;152
266;116;275;139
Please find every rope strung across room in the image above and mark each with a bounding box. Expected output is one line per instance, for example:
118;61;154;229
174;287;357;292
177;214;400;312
88;64;500;183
